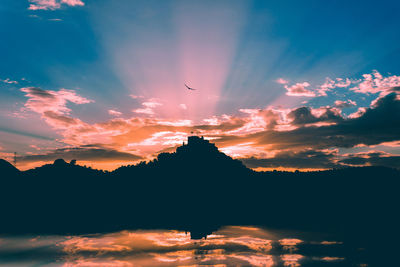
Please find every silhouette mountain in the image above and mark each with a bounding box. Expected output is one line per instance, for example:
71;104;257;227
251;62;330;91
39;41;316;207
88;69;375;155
0;158;19;175
0;136;399;264
114;136;251;178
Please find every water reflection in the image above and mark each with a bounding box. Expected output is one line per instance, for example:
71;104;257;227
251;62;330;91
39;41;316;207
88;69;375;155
0;226;350;266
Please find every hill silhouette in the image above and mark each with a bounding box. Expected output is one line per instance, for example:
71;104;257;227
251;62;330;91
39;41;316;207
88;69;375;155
0;136;399;264
0;158;19;175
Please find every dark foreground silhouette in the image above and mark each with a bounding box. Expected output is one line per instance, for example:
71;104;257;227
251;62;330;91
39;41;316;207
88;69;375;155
1;136;399;264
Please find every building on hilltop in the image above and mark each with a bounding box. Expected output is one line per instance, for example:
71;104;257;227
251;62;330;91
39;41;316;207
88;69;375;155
177;136;218;154
188;135;207;144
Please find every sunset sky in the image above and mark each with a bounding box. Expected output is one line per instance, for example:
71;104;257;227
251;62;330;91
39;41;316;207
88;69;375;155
1;0;400;170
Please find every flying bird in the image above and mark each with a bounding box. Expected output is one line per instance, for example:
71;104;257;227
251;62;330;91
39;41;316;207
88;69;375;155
185;83;197;91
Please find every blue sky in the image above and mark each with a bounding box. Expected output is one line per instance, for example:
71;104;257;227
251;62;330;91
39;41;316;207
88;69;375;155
1;0;400;170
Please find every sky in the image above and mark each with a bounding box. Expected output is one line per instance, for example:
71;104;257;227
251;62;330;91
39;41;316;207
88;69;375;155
1;0;400;170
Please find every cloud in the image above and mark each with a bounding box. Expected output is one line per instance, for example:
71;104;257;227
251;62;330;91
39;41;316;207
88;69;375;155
236;108;287;132
334;100;357;108
129;94;144;99
60;0;84;6
0;126;54;141
17;85;400;170
1;78;18;84
339;151;400;169
278;71;400;99
19;146;142;163
20;87;99;143
284;82;316;97
111;92;400;160
316;78;352;96
252;92;400;150
241;149;338;169
132;108;155;115
276;78;289;85
21;87;93;115
348;107;367;118
288;106;343;126
142;100;163;109
28;0;60;10
133;99;163;116
108;110;122;117
351;70;400;95
242;149;400;170
28;0;84;11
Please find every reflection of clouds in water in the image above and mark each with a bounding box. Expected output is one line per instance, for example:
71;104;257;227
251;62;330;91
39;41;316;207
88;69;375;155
0;226;348;267
231;254;274;266
0;235;63;250
279;238;303;246
63;259;133;266
320;240;344;245
57;227;279;266
154;250;193;262
141;231;192;247
281;254;303;267
279;238;303;253
320;256;345;261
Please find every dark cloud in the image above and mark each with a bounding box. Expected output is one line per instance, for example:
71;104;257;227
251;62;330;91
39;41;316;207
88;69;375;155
339;151;400;169
288;106;343;125
22;87;55;99
216;93;400;169
43;111;79;125
19;146;142;163
0;127;54;141
241;149;400;170
252;92;400;150
241;149;338;169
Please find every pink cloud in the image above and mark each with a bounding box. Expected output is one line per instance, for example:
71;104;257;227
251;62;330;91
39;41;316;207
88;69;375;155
142;100;162;109
133;108;155;115
348;107;367;119
313;70;400;95
61;0;84;6
28;0;60;10
1;78;18;84
334;99;357;108
278;71;399;100
133;99;163;116
129;94;144;99
28;0;84;10
317;78;335;96
335;78;352;88
276;78;289;84
285;77;352;97
29;145;41;150
20;87;100;145
108;110;122;116
284;82;316;97
21;87;93;115
16;84;400;170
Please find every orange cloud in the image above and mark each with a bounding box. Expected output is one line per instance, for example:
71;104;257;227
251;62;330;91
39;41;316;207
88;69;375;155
16;87;400;170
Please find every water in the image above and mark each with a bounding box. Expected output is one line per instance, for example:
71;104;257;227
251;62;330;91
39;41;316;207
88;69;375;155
0;226;368;266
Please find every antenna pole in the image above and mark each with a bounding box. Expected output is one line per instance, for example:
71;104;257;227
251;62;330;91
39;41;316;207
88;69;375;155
13;152;17;167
